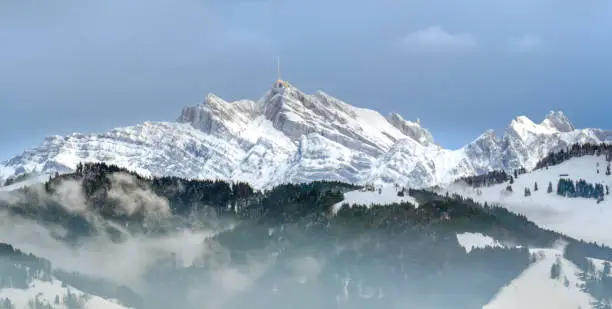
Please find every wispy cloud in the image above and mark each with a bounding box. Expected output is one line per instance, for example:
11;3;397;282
398;26;480;52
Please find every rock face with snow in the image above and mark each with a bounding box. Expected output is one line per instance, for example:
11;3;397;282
1;82;610;189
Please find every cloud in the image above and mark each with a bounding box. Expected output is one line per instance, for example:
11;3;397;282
107;173;171;217
507;34;545;52
287;255;324;283
50;179;89;214
0;213;222;290
399;26;480;52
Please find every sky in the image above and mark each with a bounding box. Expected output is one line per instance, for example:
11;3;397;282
1;0;612;160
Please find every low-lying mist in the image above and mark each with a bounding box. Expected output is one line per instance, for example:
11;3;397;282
0;173;256;308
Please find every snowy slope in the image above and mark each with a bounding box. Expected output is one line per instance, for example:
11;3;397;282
587;257;612;278
332;185;419;214
0;174;51;193
0;278;131;309
458;233;600;308
2;81;610;189
456;232;506;253
446;156;612;247
484;247;594;309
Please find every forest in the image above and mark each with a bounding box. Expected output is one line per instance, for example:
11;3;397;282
535;143;612;170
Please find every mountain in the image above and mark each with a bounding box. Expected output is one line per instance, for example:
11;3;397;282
2;81;610;189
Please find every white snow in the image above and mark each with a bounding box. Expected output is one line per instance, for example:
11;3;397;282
484;247;594;309
455;232;505;253
239;116;294;149
332;185;418;214
0;173;50;192
510;116;559;141
0;278;131;309
446;156;612;247
587;257;612;277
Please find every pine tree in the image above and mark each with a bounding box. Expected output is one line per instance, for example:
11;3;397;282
509;176;514;185
0;299;15;309
550;260;561;279
547;182;553;193
534;182;538;191
606;164;611;176
524;187;531;197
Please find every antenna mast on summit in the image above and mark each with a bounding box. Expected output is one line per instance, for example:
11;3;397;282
276;56;281;81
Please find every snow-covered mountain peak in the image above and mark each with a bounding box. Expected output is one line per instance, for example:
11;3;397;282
541;110;575;133
508;111;575;140
473;129;498;143
386;113;434;146
508;115;553;138
177;93;259;136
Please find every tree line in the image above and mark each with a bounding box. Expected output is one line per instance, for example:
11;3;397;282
535;143;612;170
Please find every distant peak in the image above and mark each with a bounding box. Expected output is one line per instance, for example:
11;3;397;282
542;110;574;132
386;113;434;146
479;129;497;139
388;113;423;127
204;93;224;104
467;129;499;148
388;112;404;122
511;115;535;125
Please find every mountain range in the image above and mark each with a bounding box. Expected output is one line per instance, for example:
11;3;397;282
2;81;611;189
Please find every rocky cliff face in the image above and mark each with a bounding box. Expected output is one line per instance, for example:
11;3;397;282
1;83;610;189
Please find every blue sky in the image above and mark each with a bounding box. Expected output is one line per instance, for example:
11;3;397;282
2;0;612;160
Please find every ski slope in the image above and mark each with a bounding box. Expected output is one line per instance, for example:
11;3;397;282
447;156;612;247
484;247;594;309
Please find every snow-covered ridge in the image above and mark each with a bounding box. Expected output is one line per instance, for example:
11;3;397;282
446;155;612;248
1;82;610;189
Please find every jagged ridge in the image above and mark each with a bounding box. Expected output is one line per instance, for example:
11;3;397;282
1;82;611;189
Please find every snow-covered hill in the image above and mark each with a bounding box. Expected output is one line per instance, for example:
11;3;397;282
484;247;594;309
2;81;610;189
454;233;607;309
446;155;612;247
0;278;131;309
